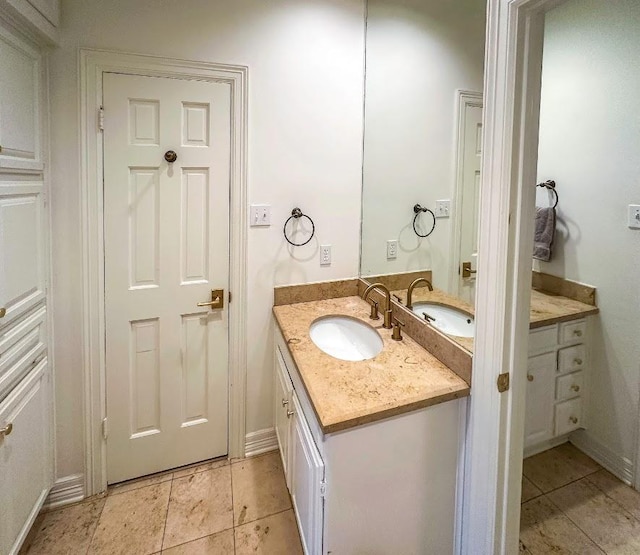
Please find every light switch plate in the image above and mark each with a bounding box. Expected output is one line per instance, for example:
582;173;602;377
250;204;271;227
434;199;451;218
628;204;640;229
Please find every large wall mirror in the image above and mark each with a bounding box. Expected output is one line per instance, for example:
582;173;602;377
359;0;487;348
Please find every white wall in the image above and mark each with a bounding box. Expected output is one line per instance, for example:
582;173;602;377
49;0;365;479
360;0;485;289
536;0;640;474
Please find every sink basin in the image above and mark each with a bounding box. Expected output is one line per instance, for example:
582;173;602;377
411;303;475;338
309;315;383;361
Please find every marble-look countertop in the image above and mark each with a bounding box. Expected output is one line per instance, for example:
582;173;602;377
391;286;599;352
273;296;470;435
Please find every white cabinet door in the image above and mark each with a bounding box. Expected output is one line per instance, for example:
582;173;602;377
275;347;293;484
524;352;556;447
290;392;324;555
0;26;41;169
0;359;52;555
0;181;46;329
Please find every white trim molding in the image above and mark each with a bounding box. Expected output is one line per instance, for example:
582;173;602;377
79;49;248;497
462;0;562;553
449;89;483;296
244;428;278;458
42;474;85;511
571;432;634;487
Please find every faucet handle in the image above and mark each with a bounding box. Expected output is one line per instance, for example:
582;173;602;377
391;317;405;341
368;299;380;320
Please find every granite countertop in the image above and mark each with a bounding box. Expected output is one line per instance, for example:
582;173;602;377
391;286;599;352
273;296;470;435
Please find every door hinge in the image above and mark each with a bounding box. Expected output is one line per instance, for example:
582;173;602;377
228;291;232;303
497;372;510;393
98;106;105;131
102;417;108;440
320;480;327;498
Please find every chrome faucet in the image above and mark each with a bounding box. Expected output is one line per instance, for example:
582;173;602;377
406;277;433;309
362;282;393;329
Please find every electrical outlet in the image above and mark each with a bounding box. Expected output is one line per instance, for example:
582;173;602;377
434;199;451;218
250;204;271;227
628;204;640;229
386;239;398;259
320;245;332;266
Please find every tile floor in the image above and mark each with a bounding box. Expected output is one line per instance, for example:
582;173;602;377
520;442;640;554
20;451;303;555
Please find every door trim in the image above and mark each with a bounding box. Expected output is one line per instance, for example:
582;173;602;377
462;1;564;553
79;49;248;496
449;89;483;296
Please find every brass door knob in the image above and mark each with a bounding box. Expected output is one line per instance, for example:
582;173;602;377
164;150;178;163
197;289;224;310
0;422;13;437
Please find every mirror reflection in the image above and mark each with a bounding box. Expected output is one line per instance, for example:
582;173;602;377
359;0;486;348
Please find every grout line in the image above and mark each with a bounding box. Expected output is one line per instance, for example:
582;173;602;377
86;495;108;554
159;475;174;551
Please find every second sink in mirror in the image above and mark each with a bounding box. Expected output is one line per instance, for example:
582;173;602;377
412;303;475;338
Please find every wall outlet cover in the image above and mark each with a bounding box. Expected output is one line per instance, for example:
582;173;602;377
386;239;398;259
320;244;331;266
628;204;640;229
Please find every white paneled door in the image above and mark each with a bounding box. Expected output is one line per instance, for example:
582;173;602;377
103;73;231;484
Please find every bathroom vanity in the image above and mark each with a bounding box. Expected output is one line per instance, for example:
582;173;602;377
273;295;469;555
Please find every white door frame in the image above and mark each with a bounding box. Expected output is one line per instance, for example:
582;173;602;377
79;49;248;496
462;0;565;553
449;89;483;297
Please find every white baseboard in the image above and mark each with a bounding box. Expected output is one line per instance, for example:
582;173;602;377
42;474;85;511
245;428;278;458
570;430;634;486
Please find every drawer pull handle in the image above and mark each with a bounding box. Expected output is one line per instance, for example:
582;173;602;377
573;329;583;337
0;307;6;318
571;384;581;392
570;416;578;424
527;374;534;382
286;410;294;419
574;358;583;365
281;399;289;407
0;422;13;437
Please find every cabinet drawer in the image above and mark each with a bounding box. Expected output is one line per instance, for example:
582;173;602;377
558;344;585;374
528;325;557;355
556;372;583;401
559;320;586;345
554;398;582;436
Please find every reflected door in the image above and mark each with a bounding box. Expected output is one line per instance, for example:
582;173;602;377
457;100;483;303
103;73;231;483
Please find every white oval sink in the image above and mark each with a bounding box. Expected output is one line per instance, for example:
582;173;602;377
309;315;383;361
412;303;475;338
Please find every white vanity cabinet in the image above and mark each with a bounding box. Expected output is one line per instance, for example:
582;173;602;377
524;318;589;455
274;327;465;555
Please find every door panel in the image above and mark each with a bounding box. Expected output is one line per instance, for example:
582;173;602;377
524;352;556;447
103;73;231;483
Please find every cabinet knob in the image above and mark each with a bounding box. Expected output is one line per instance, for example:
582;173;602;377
0;422;13;437
286;410;294;419
569;416;578;424
281;399;289;407
573;329;583;337
571;384;580;392
0;307;6;318
574;358;583;365
527;374;534;382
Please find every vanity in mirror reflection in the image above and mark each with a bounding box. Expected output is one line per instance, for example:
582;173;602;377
360;0;486;349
